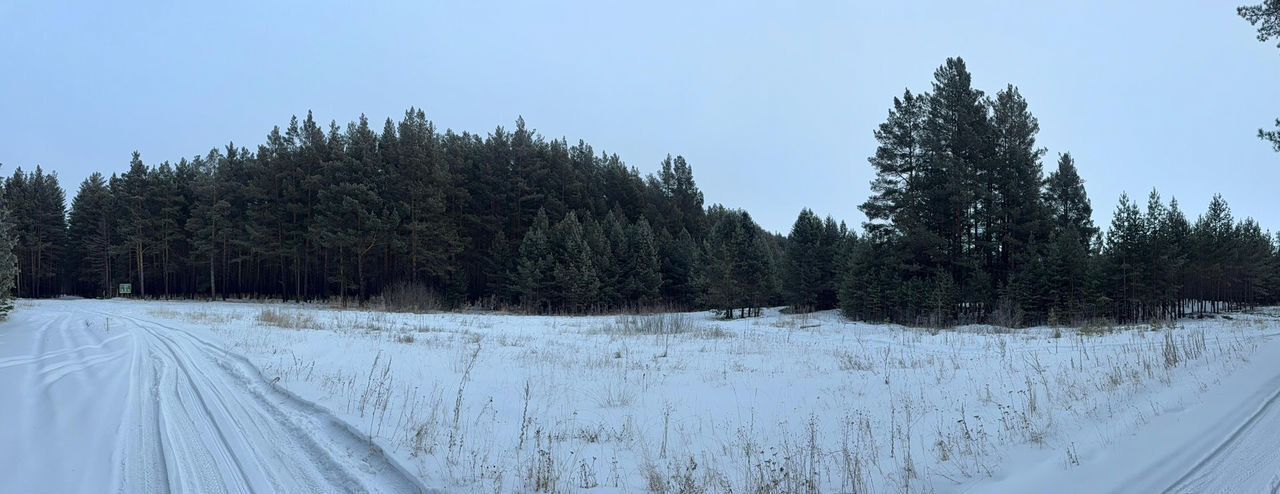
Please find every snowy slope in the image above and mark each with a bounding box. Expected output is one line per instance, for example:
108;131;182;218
0;301;429;494
2;299;1278;493
970;320;1280;494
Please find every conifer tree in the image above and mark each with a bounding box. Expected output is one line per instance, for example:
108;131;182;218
515;210;554;312
713;210;774;318
659;227;699;307
840;228;898;322
861;90;926;237
395;108;461;292
1191;194;1237;314
551;212;599;311
783;208;827;310
151;161;190;297
1239;1;1280;150
988;85;1048;320
115;152;156;297
582;217;618;307
66;173;116;297
1102;194;1147;321
922;57;993;316
4;166;68;298
1044;153;1097;247
620;218;662;306
820;217;852;310
1042;153;1097;322
23;100;1280;321
185;149;235;299
697;207;742;317
658;155;706;239
0;202;16;317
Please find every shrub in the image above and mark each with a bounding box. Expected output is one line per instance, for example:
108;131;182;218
377;281;444;313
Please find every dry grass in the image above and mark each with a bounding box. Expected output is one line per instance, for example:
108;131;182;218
138;302;1274;494
256;307;318;329
595;314;730;340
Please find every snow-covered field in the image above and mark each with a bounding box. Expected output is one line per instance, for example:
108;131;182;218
2;299;1279;493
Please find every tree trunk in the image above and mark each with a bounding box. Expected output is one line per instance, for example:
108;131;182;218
136;240;145;297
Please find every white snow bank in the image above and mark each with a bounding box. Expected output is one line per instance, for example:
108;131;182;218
4;299;1278;493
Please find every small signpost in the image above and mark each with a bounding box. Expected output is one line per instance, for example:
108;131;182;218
119;283;132;296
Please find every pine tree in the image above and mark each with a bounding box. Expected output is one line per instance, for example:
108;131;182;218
515;210;554;312
151;161;189;297
724;210;774;318
395;108;461;294
1233;218;1277;307
582;217;618;307
3;166;68;298
551;212;599;311
486;230;513;305
1044;153;1097;248
1045;224;1089;322
1165;198;1193;318
861;89;926;237
24;102;1280;320
658;155;706;239
312;116;391;301
0;203;17;317
186;148;235;299
922;57;993;318
659;227;698;307
1102;194;1147;321
856;88;937;323
841;229;899;321
66;173;116;297
1238;1;1280;150
783;208;826;310
1191;194;1237;314
1042;152;1098;322
1140;190;1188;320
115;152;156;297
697;207;741;317
620;218;662;306
819;217;851;310
1240;1;1280;46
293;112;328;300
989;85;1048;321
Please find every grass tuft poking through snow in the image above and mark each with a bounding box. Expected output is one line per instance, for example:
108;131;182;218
256;307;318;329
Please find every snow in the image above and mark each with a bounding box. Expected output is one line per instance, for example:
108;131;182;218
0;300;428;494
2;299;1279;493
968;312;1280;493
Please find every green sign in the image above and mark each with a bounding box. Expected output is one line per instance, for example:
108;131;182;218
119;283;132;295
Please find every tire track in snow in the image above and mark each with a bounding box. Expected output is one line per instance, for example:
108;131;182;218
1;307;138;493
1164;370;1280;494
110;322;172;494
39;347;128;386
139;317;250;493
95;309;430;494
0;331;129;369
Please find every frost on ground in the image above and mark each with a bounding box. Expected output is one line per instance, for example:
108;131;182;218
3;299;1279;493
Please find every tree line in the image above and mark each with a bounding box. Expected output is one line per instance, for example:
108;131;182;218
3;55;1278;325
3;112;782;316
833;58;1280;326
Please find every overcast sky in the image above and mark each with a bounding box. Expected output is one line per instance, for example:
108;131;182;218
1;1;1277;233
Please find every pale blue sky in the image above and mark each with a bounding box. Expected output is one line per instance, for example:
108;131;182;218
1;1;1277;233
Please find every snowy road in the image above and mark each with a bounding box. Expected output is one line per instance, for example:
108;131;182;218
0;303;428;494
1162;365;1280;494
971;326;1280;494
